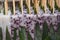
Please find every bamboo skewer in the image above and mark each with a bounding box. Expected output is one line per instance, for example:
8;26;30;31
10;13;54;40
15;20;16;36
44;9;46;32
53;0;54;12
13;0;15;15
34;0;37;13
58;0;60;8
49;0;54;13
26;0;31;14
37;0;40;14
20;0;23;14
5;0;8;15
32;0;34;4
41;0;46;13
3;0;59;15
56;0;60;8
45;0;47;13
34;0;40;14
28;0;31;14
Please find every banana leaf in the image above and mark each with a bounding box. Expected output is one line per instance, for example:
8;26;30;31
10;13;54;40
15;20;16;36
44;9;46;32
6;27;11;40
19;27;27;40
13;28;17;40
0;27;2;40
10;28;17;40
48;23;56;40
55;23;60;40
42;21;50;40
34;22;42;40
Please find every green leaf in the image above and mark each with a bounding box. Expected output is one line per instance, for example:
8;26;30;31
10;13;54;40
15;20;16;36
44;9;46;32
13;28;17;40
44;36;51;40
6;27;11;40
19;27;27;40
27;31;33;40
48;23;56;40
42;21;49;40
55;23;60;40
0;27;2;40
34;22;42;40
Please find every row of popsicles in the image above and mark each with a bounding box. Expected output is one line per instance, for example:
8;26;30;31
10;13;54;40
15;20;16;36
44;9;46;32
0;0;60;15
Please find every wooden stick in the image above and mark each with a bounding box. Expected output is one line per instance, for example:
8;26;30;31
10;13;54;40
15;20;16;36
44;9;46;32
56;0;57;7
28;0;31;14
53;0;55;14
58;0;60;8
32;0;34;3
34;0;39;14
13;0;15;15
45;0;46;13
5;0;8;15
49;0;54;13
49;0;53;10
20;0;23;14
55;0;60;8
26;0;31;14
41;0;46;13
